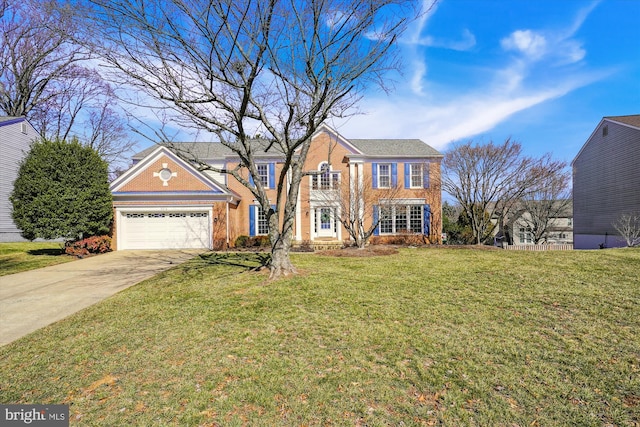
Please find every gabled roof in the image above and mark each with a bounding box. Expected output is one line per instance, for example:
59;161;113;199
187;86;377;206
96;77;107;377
0;116;26;127
571;114;640;166
112;145;240;202
605;114;640;129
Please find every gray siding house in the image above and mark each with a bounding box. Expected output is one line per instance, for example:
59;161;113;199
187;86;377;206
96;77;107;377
572;115;640;249
0;117;37;241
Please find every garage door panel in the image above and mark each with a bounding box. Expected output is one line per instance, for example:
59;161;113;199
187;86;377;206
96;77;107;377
120;211;211;250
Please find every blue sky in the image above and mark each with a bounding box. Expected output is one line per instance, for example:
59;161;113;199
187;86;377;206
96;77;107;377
331;0;640;163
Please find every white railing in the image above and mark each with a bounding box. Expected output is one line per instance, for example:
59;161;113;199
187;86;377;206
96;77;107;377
504;243;573;251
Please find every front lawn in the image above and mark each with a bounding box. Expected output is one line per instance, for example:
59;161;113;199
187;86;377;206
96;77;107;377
1;248;638;426
0;242;74;276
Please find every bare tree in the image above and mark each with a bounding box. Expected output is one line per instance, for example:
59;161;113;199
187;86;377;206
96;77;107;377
28;66;136;167
1;0;135;169
313;169;404;248
1;0;9;19
515;166;571;244
442;139;566;245
76;0;422;277
0;0;85;116
613;212;640;247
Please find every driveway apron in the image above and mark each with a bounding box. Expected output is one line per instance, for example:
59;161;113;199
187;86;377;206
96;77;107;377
0;250;201;346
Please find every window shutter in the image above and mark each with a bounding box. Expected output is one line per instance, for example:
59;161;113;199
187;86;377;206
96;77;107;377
249;173;255;187
423;163;430;188
373;205;379;236
249;205;256;236
423;204;431;236
268;163;276;189
372;163;378;189
404;163;410;189
391;163;398;187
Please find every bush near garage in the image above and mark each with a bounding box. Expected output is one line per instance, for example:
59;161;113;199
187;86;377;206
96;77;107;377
10;137;112;241
64;235;112;258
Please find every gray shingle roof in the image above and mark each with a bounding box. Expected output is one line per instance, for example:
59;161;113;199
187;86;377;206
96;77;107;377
0;116;24;126
348;139;442;157
133;137;442;160
606;114;640;128
132;142;232;160
132;139;288;160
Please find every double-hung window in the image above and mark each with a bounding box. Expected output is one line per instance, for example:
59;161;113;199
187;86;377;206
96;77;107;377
519;227;533;244
404;162;429;189
256;164;269;187
410;164;423;188
378;163;391;188
250;205;271;236
257;206;269;235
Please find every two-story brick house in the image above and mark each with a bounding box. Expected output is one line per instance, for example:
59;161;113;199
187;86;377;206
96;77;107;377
109;124;442;250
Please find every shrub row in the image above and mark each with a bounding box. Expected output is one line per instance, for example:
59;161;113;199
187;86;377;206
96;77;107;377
234;235;271;248
369;233;430;246
65;235;112;257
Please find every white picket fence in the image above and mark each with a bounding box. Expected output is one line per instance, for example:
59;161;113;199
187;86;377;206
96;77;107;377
504;243;573;251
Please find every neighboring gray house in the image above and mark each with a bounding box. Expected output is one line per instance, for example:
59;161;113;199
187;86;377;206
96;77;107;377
489;200;573;246
508;201;573;245
0;117;38;242
572;115;640;249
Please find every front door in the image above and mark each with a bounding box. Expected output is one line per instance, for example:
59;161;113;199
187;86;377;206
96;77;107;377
316;207;335;238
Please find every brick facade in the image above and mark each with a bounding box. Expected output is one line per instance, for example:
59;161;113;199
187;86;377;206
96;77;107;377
111;125;443;249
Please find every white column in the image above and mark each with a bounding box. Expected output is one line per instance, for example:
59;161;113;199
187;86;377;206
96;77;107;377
295;171;302;241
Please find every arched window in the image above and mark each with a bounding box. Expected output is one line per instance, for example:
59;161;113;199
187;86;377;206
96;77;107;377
312;162;340;190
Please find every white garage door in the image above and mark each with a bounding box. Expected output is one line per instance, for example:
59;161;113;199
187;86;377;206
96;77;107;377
119;211;211;250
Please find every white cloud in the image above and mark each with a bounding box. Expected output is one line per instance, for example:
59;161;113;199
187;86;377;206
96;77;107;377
500;1;600;66
410;60;427;95
334;0;607;152
501;30;547;60
413;28;476;51
406;0;474;51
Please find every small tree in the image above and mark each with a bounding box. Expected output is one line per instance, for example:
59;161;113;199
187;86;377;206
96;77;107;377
515;163;571;244
314;170;404;248
10;137;112;241
613;212;640;247
442;139;566;245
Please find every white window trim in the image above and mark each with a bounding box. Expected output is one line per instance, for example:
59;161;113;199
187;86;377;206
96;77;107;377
379;204;423;235
256;164;269;188
311;162;341;190
255;205;269;235
377;163;391;189
409;163;423;189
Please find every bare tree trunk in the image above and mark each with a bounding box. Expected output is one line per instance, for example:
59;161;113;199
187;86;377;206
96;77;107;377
270;229;296;278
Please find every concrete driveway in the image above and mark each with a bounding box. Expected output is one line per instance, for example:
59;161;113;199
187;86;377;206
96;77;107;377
0;250;201;346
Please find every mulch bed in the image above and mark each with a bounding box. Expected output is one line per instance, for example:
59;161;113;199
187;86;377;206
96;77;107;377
317;246;400;257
